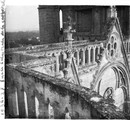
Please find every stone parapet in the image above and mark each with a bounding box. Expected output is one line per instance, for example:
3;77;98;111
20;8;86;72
6;63;127;119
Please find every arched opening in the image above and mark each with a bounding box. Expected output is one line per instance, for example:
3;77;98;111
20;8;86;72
95;64;129;112
85;49;88;64
59;9;63;42
15;88;19;116
95;47;98;62
117;66;129;91
74;52;77;65
79;50;83;65
114;42;117;50
35;96;40;118
90;48;93;64
59;52;64;70
110;49;114;57
59;9;63;30
24;91;28;118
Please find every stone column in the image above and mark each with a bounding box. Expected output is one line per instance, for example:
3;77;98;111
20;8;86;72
63;52;67;69
125;41;127;53
124;42;126;52
125;42;127;52
82;48;86;66
128;41;130;53
127;41;129;53
93;46;96;64
98;46;100;54
129;42;130;53
26;89;36;118
76;50;79;66
88;47;91;65
55;53;60;75
17;85;26;118
126;41;128;53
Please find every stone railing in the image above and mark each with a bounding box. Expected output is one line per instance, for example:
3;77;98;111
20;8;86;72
51;39;130;76
6;38;130;75
5;40;105;75
38;41;104;76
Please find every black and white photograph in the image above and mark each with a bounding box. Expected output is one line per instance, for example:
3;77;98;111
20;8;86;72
2;0;130;119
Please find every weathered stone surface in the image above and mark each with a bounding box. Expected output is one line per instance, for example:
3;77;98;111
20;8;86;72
6;63;127;119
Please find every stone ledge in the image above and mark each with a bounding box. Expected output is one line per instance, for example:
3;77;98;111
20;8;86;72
7;57;56;69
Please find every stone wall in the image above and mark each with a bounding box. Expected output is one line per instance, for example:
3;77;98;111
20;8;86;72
38;6;60;44
93;7;101;34
38;6;130;44
6;65;91;118
6;63;126;119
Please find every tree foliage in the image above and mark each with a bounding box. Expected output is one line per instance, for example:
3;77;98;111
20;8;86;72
5;31;40;48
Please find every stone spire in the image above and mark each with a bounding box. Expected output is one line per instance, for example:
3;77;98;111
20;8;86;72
108;6;117;18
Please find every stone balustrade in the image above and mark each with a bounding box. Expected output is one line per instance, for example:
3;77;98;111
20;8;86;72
50;39;129;78
43;41;104;75
6;40;105;75
6;39;130;76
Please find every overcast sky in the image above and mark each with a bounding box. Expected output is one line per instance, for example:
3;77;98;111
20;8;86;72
6;6;39;32
5;0;130;32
